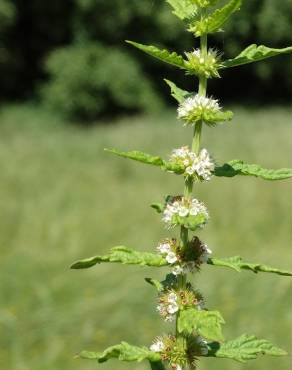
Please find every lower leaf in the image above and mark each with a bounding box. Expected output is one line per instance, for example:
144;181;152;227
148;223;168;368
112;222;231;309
71;246;167;269
79;342;161;363
207;334;287;363
208;256;292;276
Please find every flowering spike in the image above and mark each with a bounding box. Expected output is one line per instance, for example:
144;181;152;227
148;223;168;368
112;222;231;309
72;1;291;369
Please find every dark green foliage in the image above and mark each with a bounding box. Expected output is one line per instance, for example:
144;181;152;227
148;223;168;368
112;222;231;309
2;1;292;119
41;43;160;120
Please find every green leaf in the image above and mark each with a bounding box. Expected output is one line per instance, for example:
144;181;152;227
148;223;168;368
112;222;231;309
126;41;186;69
164;79;192;103
150;203;164;213
189;0;241;36
105;148;164;167
178;308;225;341
145;278;163;291
79;342;161;363
207;334;287;363
222;44;292;69
166;0;197;20
71;247;167;269
106;148;184;174
145;274;177;291
214;160;292;180
208;256;292;276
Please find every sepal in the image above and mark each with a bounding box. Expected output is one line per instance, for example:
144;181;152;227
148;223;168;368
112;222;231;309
222;44;292;69
78;342;161;363
71;247;167;269
208;256;292;276
207;334;287;362
214;160;292;180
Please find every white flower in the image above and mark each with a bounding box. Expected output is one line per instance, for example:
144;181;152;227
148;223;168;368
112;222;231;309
169;146;215;181
167;302;179;314
166;252;178;264
168;292;177;303
171;265;185;275
150;340;165;353
178;206;189;217
157;242;171;254
199;244;213;263
173;365;182;370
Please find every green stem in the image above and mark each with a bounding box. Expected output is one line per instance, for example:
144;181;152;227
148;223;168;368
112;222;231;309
175;31;208;367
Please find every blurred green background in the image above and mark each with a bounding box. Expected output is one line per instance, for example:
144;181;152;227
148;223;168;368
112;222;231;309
0;1;292;370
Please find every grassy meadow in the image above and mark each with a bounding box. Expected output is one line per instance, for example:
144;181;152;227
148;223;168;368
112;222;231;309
0;105;292;370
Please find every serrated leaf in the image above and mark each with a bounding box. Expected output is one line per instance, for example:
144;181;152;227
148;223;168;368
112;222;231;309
166;0;197;20
71;247;167;269
208;256;292;276
189;0;241;36
126;41;187;69
106;148;184;175
214;160;292;180
79;342;161;363
105;148;164;167
222;44;292;69
178;308;225;341
207;334;287;363
164;79;192;103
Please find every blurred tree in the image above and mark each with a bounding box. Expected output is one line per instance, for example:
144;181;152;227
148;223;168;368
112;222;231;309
0;0;292;120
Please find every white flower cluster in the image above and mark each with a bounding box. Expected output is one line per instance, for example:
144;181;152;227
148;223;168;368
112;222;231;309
157;238;212;276
177;94;221;124
170;146;215;181
162;196;209;228
185;48;221;78
157;240;178;264
157;292;179;322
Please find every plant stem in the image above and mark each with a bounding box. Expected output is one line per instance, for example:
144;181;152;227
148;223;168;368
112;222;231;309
175;30;208;368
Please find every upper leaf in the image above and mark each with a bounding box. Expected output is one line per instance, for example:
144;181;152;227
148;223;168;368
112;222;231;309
164;79;192;103
189;0;241;37
214;160;292;180
71;246;167;269
105;148;184;174
207;334;287;363
105;148;165;167
208;256;292;276
79;342;161;363
166;0;197;20
178;308;225;341
222;44;292;69
126;41;187;69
